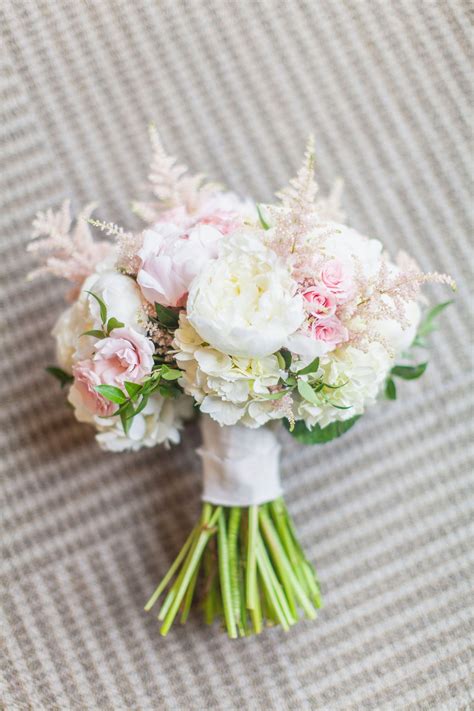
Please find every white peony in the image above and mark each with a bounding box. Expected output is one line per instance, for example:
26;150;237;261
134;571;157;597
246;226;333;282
174;314;288;427
187;230;305;358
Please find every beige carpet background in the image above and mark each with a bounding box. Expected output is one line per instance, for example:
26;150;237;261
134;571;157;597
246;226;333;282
1;1;473;709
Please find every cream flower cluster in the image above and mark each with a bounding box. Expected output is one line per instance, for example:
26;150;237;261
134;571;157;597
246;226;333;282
174;313;289;427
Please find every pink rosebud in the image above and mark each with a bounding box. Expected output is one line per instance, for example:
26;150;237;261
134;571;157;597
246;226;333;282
93;327;154;384
301;284;337;318
71;360;117;417
308;316;349;347
137;223;222;307
320;259;354;303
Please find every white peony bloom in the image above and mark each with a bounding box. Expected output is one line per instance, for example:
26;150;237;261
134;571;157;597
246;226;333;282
174;314;288;427
187;230;305;358
295;342;392;429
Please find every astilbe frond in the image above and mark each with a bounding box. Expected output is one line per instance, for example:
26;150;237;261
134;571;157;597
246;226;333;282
132;124;220;222
347;258;456;353
269;137;334;257
28;201;112;298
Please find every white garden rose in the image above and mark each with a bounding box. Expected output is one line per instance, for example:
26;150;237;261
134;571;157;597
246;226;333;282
82;270;146;334
187;230;305;358
52;270;147;373
174;314;289;427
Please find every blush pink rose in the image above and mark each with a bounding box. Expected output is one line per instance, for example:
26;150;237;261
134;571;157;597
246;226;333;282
71;360;117;417
308;316;349;347
137;223;223;307
93;327;154;384
301;284;337;318
320;259;354;303
158;193;246;235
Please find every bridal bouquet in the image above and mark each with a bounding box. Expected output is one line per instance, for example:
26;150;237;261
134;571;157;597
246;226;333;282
29;127;454;638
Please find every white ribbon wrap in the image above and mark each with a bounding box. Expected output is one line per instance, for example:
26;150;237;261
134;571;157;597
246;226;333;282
197;417;282;507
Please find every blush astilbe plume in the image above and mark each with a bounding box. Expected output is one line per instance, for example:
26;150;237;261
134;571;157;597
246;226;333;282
28;201;112;299
132;123;221;223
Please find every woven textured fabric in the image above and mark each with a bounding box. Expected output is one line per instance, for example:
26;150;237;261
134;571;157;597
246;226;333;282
1;0;473;708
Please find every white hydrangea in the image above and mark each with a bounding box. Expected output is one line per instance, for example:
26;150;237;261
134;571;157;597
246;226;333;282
295;342;393;429
174;314;289;427
69;386;193;452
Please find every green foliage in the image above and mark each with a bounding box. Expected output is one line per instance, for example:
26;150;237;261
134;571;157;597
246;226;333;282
391;362;427;380
285;416;360;444
413;300;453;347
296;357;320;376
81;329;106;339
46;366;73;388
385;378;397;400
155;303;180;329
85;290;108;324
297;379;320;406
256;204;270;230
106;317;125;333
94;384;127;404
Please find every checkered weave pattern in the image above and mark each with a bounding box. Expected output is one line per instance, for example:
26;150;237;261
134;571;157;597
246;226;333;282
1;1;472;709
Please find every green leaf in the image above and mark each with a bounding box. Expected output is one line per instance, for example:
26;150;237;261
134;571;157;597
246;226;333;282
256;203;270;230
296;357;320;376
391;362;428;380
297;379;320;405
106;317;125;334
94;384;126;404
155;303;179;329
259;390;289;400
45;366;73;388
279;349;292;370
81;329;106;339
124;381;142;399
385;378;397;400
119;401;135;435
285;416;361;444
161;366;183;381
134;394;150;415
416;301;453;339
85;290;108;324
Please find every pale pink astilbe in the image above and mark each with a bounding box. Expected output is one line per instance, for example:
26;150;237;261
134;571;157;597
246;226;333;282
28;201;112;299
268;137;339;267
348;257;455;352
132;124;221;223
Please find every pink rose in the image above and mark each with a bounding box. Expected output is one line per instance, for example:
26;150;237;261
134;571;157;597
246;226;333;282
137;223;222;307
158;193;247;235
320;259;354;303
308;316;349;347
301;284;337;317
93;327;154;384
71;360;117;417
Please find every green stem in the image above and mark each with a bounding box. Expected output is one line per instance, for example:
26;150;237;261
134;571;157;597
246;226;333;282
228;507;243;635
259;506;298;620
180;563;199;624
255;537;290;631
218;510;238;639
160;505;221;636
144;523;198;611
246;505;258;610
259;508;317;620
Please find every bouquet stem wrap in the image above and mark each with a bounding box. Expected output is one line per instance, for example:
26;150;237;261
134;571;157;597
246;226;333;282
198;418;283;506
145;419;322;637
